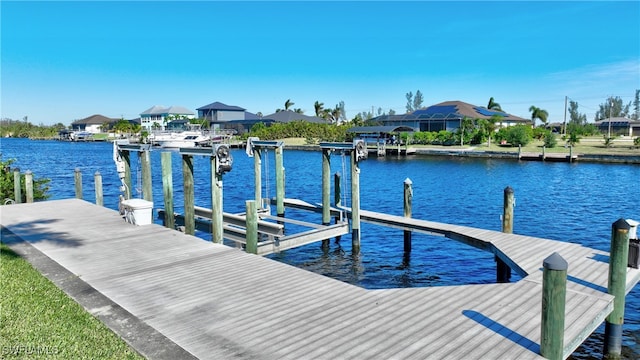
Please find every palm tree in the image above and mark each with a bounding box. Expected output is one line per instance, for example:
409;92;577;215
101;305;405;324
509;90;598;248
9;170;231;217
330;107;341;124
314;101;324;117
284;99;294;111
487;97;502;111
529;106;548;127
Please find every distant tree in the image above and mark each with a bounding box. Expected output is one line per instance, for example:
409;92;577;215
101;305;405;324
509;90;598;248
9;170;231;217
595;96;629;120
113;119;132;134
351;113;364;127
479;115;501;146
543;131;557;148
457;117;475;146
284;99;294;111
389;109;396;115
568;100;587;126
314;101;324;117
529;106;549;127
633;89;640;120
487;97;502;111
405;91;414;113
294;108;303;114
566;132;580;146
356;111;373;121
100;122;111;133
413;90;424;110
329;106;342;124
337;101;346;122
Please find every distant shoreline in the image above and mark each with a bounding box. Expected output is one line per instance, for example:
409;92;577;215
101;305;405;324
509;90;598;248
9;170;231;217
284;144;640;164
6;137;640;165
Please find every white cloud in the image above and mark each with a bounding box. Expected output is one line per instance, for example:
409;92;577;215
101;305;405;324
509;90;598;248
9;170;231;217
546;60;639;100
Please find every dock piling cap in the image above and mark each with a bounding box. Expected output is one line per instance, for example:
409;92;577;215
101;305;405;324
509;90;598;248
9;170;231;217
613;218;631;231
543;252;568;271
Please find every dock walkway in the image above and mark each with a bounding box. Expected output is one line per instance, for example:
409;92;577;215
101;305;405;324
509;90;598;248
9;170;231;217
2;199;638;359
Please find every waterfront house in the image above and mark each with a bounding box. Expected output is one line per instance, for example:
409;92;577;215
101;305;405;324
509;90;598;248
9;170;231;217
370;100;530;132
595;117;640;137
221;109;327;135
140;105;195;131
71;114;119;133
196;101;260;132
259;110;325;124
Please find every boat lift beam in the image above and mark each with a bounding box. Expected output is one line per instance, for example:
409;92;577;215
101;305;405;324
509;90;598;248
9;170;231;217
246;138;285;213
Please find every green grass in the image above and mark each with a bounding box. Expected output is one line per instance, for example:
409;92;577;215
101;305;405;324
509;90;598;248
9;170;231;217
0;243;144;360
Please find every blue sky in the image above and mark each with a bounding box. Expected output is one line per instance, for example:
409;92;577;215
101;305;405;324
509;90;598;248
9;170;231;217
2;1;639;126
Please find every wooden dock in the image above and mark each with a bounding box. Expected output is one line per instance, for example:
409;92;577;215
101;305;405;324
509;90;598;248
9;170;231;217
519;151;578;162
366;143;416;157
2;199;639;359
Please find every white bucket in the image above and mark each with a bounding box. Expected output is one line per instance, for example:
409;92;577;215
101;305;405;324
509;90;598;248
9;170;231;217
121;199;154;226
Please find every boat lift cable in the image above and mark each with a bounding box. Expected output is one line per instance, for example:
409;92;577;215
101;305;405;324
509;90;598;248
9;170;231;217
340;150;350;213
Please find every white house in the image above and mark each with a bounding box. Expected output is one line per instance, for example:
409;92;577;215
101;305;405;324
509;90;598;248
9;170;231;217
140;105;195;130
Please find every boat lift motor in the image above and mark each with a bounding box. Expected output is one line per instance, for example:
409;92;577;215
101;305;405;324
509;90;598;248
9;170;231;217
353;139;368;162
113;141;128;196
215;144;233;175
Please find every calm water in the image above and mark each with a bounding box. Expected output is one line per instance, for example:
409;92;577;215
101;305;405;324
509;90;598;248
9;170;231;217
2;137;639;358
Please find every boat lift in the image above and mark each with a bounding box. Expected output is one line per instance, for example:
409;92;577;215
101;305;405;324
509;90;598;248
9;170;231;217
114;140;356;255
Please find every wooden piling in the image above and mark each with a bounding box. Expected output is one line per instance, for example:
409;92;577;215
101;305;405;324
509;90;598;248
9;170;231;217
275;145;284;217
182;154;195;235
351;153;361;254
403;178;413;253
322;149;331;249
161;152;175;229
245;200;258;254
502;186;514;234
94;171;103;206
540;252;568;360
322;149;331;225
334;172;342;209
24;171;34;203
334;172;342;243
121;149;132;199
253;148;262;205
604;218;631;359
74;168;82;199
497;186;514;283
211;155;223;244
518;144;522;159
140;149;153;202
13;168;21;204
569;146;573;163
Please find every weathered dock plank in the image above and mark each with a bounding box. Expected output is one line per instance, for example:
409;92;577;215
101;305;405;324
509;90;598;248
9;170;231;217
2;199;637;359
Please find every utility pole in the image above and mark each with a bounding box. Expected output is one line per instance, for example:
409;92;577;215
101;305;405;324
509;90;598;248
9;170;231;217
608;97;613;140
563;96;567;136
